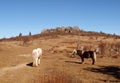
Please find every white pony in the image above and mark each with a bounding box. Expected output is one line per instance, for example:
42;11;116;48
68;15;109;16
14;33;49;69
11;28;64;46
32;48;42;67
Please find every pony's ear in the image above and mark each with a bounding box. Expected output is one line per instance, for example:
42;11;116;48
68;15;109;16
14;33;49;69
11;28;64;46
94;47;100;53
78;46;84;51
72;49;77;54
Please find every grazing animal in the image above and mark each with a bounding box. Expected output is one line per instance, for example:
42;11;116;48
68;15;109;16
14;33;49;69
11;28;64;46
72;46;97;65
32;48;42;67
77;50;96;65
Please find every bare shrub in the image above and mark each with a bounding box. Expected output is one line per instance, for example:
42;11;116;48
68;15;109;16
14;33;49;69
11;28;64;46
19;36;31;46
22;37;30;45
110;42;120;58
98;42;109;57
98;42;120;58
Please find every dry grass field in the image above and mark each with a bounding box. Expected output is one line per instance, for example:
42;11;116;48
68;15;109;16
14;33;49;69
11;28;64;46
0;30;120;83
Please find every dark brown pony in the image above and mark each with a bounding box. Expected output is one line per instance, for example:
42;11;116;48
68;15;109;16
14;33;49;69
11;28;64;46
77;50;96;65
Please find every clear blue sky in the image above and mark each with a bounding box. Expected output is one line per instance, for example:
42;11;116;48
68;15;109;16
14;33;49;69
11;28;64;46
0;0;120;38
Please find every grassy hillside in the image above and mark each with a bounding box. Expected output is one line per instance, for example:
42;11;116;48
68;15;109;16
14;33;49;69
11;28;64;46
0;27;120;83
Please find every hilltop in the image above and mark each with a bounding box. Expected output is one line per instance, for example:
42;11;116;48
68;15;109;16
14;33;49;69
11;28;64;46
0;26;120;42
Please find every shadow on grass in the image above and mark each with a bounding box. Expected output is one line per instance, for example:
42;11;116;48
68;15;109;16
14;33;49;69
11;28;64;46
65;61;82;64
26;62;33;67
84;65;120;81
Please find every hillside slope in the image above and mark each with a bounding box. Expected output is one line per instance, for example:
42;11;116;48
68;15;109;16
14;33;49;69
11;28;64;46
0;27;120;83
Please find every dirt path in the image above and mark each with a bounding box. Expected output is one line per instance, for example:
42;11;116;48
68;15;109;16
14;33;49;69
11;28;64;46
0;62;27;76
0;54;32;76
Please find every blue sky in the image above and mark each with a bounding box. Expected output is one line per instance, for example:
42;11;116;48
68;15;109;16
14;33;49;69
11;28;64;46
0;0;120;38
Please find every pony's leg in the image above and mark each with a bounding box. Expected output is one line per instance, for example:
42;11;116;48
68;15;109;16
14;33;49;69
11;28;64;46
92;52;96;65
35;58;38;66
33;58;36;67
92;58;95;65
81;57;84;64
38;58;40;65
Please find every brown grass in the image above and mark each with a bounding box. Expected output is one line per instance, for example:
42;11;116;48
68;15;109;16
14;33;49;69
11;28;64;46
34;70;81;83
0;28;120;83
98;42;120;58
